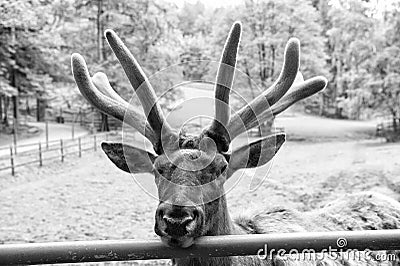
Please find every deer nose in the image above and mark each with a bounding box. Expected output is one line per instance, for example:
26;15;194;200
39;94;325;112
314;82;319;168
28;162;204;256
156;203;203;237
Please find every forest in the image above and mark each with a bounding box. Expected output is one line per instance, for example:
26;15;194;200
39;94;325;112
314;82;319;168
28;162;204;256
0;0;399;135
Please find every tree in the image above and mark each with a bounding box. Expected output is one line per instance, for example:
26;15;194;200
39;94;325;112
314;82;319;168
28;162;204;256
205;0;327;121
367;3;400;135
0;0;63;129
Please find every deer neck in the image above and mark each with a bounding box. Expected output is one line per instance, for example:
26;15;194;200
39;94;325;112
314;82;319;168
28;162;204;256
173;196;236;266
206;195;236;236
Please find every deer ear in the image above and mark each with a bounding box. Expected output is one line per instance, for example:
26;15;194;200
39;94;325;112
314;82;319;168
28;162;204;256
101;142;156;173
227;134;285;177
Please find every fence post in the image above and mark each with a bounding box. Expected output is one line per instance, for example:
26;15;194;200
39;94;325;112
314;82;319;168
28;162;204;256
60;139;64;162
78;138;82;157
93;135;97;151
38;142;42;167
13;119;17;155
79;107;83;126
72;123;75;139
10;146;14;176
91;108;95;134
45;121;49;149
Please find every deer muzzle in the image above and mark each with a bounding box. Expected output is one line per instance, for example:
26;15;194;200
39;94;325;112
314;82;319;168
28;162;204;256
155;203;204;248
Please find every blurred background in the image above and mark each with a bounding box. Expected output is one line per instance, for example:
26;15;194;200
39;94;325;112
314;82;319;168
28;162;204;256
0;0;399;136
0;1;400;265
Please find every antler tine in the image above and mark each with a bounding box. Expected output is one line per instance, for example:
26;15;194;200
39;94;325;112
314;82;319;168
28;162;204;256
264;38;300;104
203;22;242;153
71;53;156;143
227;38;300;140
271;76;327;116
104;29;173;148
246;76;328;129
92;72;128;103
91;72;160;143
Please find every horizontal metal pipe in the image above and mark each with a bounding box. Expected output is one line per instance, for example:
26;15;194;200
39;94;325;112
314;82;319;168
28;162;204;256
1;230;400;265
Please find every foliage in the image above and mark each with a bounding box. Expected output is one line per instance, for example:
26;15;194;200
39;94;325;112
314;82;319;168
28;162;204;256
1;0;400;132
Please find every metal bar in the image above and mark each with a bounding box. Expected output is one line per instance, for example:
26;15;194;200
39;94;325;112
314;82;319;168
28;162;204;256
1;230;400;265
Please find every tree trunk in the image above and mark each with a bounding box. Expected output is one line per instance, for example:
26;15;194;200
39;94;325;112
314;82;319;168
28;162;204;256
36;98;40;122
270;45;275;78
392;111;398;132
0;95;3;123
97;0;109;132
244;64;264;136
97;0;104;62
100;113;109;131
12;95;18;122
3;96;9;126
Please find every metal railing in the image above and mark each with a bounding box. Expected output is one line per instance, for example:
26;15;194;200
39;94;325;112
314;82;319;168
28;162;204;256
0;230;400;265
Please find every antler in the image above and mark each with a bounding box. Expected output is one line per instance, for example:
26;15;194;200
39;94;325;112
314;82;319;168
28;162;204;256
204;25;327;150
72;21;327;155
246;76;328;130
72;30;175;154
104;30;173;141
226;38;300;140
202;22;242;152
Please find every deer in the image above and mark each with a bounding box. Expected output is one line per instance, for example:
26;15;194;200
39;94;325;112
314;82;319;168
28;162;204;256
71;22;400;266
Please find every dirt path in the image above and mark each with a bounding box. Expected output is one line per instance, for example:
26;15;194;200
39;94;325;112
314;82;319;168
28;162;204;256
275;114;377;141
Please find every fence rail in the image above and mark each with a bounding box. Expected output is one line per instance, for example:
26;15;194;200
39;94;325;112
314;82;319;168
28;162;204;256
0;130;122;176
55;107;122;131
0;230;400;265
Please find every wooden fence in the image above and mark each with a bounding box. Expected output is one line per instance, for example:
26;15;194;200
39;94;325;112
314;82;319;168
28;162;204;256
0;230;400;265
376;116;400;142
0;130;123;176
55;108;122;131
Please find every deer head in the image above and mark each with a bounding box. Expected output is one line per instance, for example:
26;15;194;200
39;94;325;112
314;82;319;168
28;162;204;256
71;22;327;248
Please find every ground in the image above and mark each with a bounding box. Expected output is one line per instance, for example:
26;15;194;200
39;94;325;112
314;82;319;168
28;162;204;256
0;115;399;265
